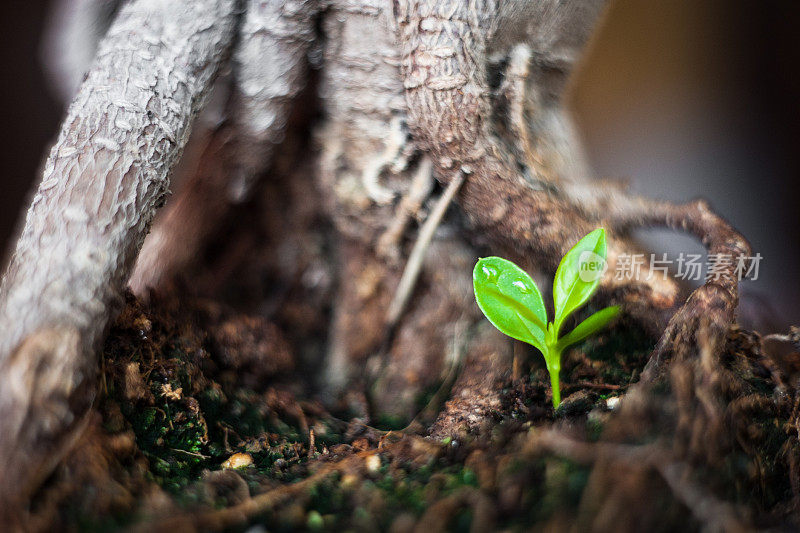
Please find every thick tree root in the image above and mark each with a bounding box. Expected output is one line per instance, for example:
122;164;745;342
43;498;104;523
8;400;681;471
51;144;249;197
0;0;240;520
130;0;318;293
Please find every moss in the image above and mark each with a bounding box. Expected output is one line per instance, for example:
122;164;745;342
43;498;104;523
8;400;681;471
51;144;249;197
306;510;324;530
373;413;408;432
126;401;209;491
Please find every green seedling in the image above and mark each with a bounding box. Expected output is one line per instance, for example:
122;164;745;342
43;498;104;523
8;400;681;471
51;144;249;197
473;228;620;408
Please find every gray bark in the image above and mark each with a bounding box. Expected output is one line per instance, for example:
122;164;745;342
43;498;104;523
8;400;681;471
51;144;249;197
41;0;122;102
0;0;239;517
227;0;319;201
129;0;318;294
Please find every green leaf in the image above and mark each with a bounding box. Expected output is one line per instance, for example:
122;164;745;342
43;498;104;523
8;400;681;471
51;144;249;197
552;228;608;334
557;306;620;351
473;257;548;353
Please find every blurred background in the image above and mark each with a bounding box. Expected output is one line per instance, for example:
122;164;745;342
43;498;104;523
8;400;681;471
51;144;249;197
1;0;798;327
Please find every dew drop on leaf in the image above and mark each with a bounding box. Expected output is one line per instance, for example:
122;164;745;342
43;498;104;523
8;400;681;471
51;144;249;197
512;280;530;293
481;265;499;283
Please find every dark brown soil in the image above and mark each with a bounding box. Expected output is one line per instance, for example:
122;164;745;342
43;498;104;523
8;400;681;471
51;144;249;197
23;288;800;532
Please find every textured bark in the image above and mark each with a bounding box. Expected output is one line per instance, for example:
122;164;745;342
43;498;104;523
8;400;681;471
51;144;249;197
41;0;122;102
0;0;239;518
316;0;413;240
315;0;488;420
227;0;319;201
395;0;670;301
130;0;318;294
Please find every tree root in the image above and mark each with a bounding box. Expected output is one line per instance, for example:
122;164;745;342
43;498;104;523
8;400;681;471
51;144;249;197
0;0;240;519
130;0;318;294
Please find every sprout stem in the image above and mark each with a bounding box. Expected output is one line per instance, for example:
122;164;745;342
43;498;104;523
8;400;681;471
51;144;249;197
550;366;561;408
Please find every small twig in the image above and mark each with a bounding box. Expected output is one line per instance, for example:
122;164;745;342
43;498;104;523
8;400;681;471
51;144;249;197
170;448;210;460
366;170;466;413
565;381;624;391
385;170;465;329
377;156;434;261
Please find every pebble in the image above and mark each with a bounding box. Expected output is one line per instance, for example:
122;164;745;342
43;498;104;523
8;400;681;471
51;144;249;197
365;454;381;472
222;452;254;469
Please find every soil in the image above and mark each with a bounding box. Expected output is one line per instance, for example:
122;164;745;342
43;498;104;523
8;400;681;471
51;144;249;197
23;286;800;532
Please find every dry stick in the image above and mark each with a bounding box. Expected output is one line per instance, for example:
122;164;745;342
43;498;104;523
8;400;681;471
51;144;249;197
0;0;240;519
385;170;465;329
369;170;465;415
377;156;435;261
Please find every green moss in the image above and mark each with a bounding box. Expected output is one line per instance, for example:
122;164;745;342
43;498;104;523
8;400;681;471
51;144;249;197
126;398;209;491
306;510;324;530
373;413;408;432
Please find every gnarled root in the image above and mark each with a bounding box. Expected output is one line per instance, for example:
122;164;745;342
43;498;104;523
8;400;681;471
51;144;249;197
0;0;240;520
130;0;318;294
524;325;788;531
